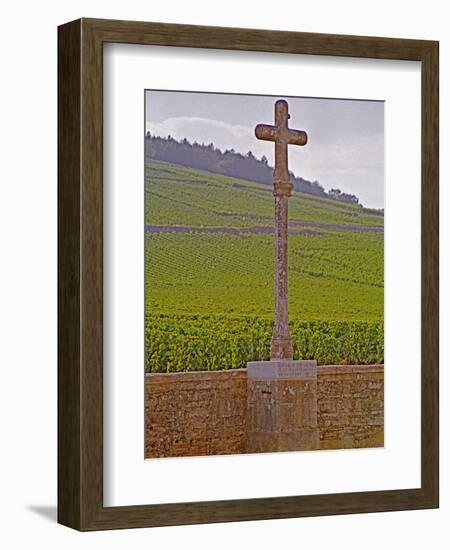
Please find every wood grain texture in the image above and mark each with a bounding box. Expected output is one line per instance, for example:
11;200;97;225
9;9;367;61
57;19;82;530
420;40;439;506
57;18;439;531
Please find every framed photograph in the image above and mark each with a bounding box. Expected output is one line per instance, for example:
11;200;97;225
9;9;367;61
58;18;439;530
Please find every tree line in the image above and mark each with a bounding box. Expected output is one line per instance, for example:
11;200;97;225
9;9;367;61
145;133;361;205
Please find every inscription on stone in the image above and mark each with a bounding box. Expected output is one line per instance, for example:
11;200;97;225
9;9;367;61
247;360;317;380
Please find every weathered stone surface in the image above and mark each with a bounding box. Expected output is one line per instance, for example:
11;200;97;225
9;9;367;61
316;365;384;450
255;100;308;360
271;196;293;359
247;359;317;379
145;369;248;458
144;364;384;458
255;100;307;187
247;360;318;453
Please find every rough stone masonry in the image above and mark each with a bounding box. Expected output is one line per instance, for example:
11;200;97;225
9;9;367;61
145;365;384;458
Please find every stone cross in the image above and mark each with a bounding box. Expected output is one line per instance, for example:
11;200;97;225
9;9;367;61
255;100;308;360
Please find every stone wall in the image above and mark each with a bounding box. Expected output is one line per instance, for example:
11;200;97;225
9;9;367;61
317;365;384;450
145;364;383;458
145;369;248;458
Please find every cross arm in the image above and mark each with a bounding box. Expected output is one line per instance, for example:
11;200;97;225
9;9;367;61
255;124;277;142
255;124;308;146
287;129;308;146
255;124;277;141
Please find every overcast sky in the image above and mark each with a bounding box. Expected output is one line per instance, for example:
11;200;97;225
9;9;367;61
145;90;384;208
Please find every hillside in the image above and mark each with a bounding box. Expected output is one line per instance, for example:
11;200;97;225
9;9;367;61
145;160;383;229
145;134;368;206
145;160;384;371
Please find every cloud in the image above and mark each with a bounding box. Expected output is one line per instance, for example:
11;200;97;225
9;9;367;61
146;116;252;143
146;117;384;208
290;133;384;207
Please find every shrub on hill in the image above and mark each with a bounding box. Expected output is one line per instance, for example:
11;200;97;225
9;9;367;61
145;133;362;205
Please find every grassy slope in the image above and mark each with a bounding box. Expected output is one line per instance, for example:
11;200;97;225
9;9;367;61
145;160;383;322
145;161;383;228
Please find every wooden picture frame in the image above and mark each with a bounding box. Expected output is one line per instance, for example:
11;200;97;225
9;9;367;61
58;18;439;531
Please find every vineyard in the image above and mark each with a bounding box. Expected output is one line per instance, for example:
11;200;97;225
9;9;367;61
145;160;384;372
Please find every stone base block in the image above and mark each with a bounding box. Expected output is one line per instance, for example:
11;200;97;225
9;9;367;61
247;360;318;453
249;429;319;453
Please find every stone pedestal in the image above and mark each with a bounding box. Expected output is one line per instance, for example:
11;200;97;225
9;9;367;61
247;359;318;453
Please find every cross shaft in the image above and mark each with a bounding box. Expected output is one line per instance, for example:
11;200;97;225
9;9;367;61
255;100;308;360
